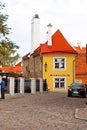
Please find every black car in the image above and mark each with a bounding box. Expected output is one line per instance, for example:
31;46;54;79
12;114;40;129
68;83;86;98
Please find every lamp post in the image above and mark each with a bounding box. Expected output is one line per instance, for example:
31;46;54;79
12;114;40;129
44;62;47;72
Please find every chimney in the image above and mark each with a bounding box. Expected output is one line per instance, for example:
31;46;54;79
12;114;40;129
47;23;52;46
77;42;82;49
31;14;40;53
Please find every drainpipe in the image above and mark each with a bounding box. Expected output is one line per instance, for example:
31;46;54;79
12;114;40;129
72;59;75;83
72;54;79;83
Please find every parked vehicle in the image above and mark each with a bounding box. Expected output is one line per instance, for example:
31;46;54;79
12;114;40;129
68;83;86;98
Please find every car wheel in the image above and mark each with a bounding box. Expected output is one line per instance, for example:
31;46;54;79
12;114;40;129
68;93;71;97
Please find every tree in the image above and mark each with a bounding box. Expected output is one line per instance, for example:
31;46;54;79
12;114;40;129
0;40;20;66
0;2;20;66
0;2;10;39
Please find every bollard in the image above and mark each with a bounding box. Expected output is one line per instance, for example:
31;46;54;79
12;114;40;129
39;78;43;93
31;78;36;94
19;77;24;94
9;77;15;95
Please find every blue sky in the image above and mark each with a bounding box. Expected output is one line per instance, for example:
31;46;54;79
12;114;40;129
1;0;87;58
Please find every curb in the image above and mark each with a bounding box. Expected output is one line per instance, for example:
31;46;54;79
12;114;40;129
75;108;87;121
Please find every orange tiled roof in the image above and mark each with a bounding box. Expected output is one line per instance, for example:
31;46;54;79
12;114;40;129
74;46;86;53
74;46;87;75
0;60;23;73
16;61;22;66
34;30;78;55
0;66;23;73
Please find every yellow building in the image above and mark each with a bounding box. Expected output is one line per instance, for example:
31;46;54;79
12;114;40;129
43;54;76;92
23;29;78;92
34;30;78;92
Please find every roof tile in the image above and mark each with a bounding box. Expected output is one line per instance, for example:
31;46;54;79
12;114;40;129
35;30;78;54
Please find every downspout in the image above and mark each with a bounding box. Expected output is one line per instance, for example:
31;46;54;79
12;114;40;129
72;54;79;83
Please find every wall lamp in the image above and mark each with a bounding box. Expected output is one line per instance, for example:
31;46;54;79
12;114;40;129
44;62;47;72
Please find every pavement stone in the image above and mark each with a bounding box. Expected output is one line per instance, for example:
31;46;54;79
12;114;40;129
0;92;87;130
75;108;87;121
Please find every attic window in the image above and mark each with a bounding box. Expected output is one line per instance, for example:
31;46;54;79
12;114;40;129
54;57;66;70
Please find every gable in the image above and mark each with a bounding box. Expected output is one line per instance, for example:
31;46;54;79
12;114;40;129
40;30;78;55
52;30;77;53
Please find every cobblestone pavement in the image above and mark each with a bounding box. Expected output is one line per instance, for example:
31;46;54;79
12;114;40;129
0;92;87;130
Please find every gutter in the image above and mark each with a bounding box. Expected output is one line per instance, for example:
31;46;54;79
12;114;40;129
72;54;80;83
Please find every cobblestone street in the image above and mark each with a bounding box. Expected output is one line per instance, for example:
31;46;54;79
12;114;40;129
0;92;87;130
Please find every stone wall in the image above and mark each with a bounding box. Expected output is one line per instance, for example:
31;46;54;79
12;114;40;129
22;53;42;79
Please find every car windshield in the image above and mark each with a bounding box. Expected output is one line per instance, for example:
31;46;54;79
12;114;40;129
71;83;83;88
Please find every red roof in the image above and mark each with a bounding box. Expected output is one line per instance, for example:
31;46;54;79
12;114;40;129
0;66;23;73
15;61;22;66
74;46;87;75
0;61;23;73
34;30;78;55
74;46;86;53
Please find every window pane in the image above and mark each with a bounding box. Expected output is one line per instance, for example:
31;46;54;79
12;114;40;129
60;78;64;81
61;59;64;62
55;78;59;81
60;82;64;88
55;59;57;62
55;83;59;88
55;63;59;68
59;63;63;68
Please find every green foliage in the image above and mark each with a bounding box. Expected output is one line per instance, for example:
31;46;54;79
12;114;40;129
0;2;20;66
0;40;20;65
9;72;23;77
0;2;10;38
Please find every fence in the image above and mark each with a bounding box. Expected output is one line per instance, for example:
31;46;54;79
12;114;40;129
3;77;47;95
24;78;47;93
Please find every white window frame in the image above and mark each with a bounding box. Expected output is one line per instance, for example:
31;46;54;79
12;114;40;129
53;57;66;70
53;77;66;89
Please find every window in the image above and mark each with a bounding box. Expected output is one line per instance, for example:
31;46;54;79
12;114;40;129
54;58;65;69
54;77;66;89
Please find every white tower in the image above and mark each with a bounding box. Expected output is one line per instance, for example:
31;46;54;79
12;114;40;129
47;23;52;46
31;14;40;53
